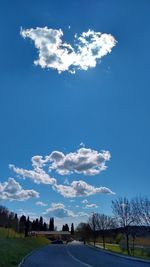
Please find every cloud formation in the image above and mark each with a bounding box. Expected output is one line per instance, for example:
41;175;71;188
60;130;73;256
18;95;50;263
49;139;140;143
0;178;39;201
9;147;114;199
44;203;75;218
9;164;56;185
84;203;98;209
21;27;117;73
53;180;114;198
31;147;111;176
36;201;47;207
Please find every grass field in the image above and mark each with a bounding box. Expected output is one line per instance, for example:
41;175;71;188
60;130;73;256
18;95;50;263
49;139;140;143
90;242;150;260
0;228;50;267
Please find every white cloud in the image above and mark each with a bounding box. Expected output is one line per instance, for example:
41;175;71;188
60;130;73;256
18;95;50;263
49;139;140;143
9;147;111;179
48;147;111;175
44;202;75;218
53;180;114;198
0;178;39;201
82;199;88;204
9;164;56;185
36;201;47;207
84;203;98;209
20;27;117;73
9;147;114;199
77;211;89;217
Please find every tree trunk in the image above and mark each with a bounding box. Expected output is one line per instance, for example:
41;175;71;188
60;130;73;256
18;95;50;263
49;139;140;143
102;234;105;249
132;235;135;256
126;233;130;255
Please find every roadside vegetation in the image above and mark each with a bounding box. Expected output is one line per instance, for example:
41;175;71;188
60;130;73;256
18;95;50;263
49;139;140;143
75;196;150;261
0;228;49;267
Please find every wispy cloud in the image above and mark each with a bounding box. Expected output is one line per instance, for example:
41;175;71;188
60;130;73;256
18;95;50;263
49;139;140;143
84;203;98;209
44;202;89;218
44;202;75;218
9;164;56;185
81;199;88;204
0;178;39;201
53;180;114;198
36;201;47;207
20;27;117;73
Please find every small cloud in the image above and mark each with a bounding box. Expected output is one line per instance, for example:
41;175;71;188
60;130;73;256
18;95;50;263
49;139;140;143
77;211;89;217
20;27;117;73
84;203;98;209
79;142;85;147
81;199;88;204
44;202;75;218
36;201;47;207
0;178;39;201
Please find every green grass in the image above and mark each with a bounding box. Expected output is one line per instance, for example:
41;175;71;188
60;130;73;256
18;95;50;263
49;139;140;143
0;228;50;267
89;242;150;261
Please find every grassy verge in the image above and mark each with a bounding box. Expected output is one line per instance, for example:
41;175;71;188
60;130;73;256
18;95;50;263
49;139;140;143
89;242;150;261
0;228;50;267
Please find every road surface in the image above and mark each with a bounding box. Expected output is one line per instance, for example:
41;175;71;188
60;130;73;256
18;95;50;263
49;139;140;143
22;241;150;267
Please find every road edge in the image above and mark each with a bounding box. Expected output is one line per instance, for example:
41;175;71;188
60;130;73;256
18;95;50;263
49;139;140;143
86;244;150;264
17;244;50;267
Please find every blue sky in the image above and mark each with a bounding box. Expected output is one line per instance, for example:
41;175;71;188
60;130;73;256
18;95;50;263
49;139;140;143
0;0;150;228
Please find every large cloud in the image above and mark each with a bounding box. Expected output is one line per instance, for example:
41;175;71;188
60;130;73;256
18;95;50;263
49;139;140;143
53;180;114;198
49;148;110;175
0;178;39;201
21;27;117;73
31;147;111;176
9;147;114;198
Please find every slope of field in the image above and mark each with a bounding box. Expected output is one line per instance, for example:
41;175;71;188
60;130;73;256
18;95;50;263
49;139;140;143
0;228;49;267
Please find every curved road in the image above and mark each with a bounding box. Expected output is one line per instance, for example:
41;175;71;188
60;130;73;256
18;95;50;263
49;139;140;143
22;241;150;267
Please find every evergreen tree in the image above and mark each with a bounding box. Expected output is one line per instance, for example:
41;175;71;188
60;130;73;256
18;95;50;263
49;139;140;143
39;216;43;231
62;224;69;231
43;222;48;231
71;223;74;235
19;215;26;234
25;216;30;237
49;217;54;231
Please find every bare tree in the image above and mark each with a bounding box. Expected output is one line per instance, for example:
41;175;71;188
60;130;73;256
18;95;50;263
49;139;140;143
88;213;98;246
132;196;150;226
75;222;91;243
96;214;117;249
112;197;137;255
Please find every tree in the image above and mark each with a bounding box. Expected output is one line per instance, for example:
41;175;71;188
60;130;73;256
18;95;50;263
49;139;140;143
112;197;137;255
71;223;74;235
62;224;69;231
75;222;91;244
49;218;54;231
88;213;98;246
43;222;48;231
19;215;26;235
132;196;150;226
96;214;116;249
39;216;43;231
0;206;9;228
25;216;30;237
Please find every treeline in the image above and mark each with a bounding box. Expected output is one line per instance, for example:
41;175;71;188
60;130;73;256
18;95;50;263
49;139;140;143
76;196;150;256
0;206;74;237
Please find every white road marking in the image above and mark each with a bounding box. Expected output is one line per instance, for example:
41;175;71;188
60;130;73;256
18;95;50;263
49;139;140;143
66;247;93;267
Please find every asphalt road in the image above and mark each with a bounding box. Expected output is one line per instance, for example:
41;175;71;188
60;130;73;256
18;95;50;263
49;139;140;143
22;241;150;267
